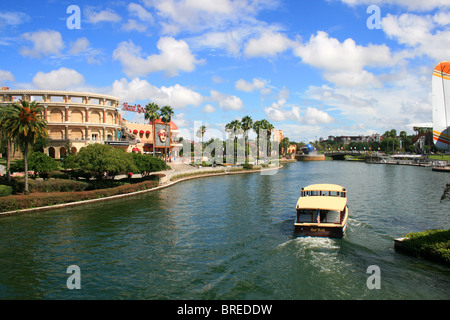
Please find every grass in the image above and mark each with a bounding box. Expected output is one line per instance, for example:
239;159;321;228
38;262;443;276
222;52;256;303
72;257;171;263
400;229;450;266
429;154;450;161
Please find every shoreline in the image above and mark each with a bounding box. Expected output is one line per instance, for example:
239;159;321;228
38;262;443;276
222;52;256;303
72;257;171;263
0;164;282;217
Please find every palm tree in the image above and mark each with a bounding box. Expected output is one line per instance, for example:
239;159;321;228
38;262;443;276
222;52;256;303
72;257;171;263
240;115;253;163
260;119;274;163
252;120;263;165
225;120;242;164
2;100;48;194
0;105;19;182
196;125;206;159
144;102;160;156
160;105;174;162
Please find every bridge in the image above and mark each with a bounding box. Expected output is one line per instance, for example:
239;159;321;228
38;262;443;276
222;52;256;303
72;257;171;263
324;151;364;160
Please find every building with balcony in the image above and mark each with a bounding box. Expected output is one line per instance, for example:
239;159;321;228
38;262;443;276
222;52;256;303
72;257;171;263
0;89;181;160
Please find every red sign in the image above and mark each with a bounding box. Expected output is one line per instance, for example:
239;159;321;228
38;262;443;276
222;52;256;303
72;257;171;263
122;102;145;114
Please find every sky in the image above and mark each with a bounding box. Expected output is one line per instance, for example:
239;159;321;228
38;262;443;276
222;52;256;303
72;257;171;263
1;0;450;143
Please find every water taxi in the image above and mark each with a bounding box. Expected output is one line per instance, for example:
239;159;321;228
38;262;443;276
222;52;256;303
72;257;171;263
294;184;349;238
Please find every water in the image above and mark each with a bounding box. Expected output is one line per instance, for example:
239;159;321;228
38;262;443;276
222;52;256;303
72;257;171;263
0;161;449;299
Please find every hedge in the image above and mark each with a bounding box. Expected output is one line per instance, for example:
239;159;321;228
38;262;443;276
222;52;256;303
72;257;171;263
0;185;13;197
0;180;159;213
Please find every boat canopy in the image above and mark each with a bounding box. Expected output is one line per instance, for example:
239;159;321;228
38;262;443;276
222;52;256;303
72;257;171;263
296;196;347;212
302;184;346;192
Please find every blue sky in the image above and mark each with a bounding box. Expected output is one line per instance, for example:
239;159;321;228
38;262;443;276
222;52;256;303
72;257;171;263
1;0;450;143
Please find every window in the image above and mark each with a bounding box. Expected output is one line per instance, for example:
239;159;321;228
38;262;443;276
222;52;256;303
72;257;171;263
92;134;98;141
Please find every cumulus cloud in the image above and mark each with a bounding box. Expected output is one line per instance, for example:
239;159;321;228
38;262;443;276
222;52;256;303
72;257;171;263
110;77;203;109
294;31;396;87
244;30;294;57
235;78;267;92
32;68;84;90
209;90;244;111
123;3;154;32
113;37;203;77
382;12;450;61
265;104;335;125
0;70;15;83
150;0;277;35
203;104;216;113
0;11;30;27
20;30;64;58
335;0;450;11
85;9;121;23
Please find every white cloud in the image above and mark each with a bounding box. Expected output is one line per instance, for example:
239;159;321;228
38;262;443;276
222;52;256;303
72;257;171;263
0;70;15;83
235;78;267;92
335;0;450;11
265;104;335;125
20;30;64;58
382;12;450;61
294;31;396;87
0;11;30;27
203;104;216;113
149;0;278;35
69;38;90;55
85;9;121;24
32;68;84;90
110;77;203;109
210;90;244;111
113;37;203;77
304;65;432;134
128;3;154;22
123;3;154;33
244;30;294;57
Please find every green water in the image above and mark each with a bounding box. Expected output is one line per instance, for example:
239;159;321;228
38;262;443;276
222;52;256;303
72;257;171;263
0;161;449;299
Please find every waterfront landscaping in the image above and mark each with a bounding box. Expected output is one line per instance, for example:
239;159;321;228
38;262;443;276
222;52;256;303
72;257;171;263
396;229;450;266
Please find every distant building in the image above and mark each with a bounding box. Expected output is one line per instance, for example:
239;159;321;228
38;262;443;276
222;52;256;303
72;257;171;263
325;134;380;144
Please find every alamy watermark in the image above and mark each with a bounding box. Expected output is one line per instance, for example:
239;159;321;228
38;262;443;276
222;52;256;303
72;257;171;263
366;265;381;289
67;5;81;30
66;265;81;289
175;121;280;176
367;5;381;30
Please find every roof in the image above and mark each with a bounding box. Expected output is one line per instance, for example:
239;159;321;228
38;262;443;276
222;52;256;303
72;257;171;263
302;184;346;192
296;196;347;211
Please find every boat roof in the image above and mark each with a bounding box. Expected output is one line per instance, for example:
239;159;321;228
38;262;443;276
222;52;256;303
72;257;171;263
296;196;347;211
302;184;346;192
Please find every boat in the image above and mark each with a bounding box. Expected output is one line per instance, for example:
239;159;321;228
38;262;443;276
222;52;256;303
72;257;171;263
294;184;349;238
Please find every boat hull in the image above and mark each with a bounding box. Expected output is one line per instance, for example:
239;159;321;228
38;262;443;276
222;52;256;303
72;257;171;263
294;207;349;239
294;224;346;238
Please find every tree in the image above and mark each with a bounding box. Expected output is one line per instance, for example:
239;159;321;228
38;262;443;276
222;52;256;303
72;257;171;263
2;100;48;194
160;105;174;162
196;125;206;159
260;119;274;162
12;151;58;179
144;102;160;156
252;120;263;165
280;137;290;156
131;153;169;176
225;120;242;164
0;105;19;182
72;143;136;180
241;115;253;163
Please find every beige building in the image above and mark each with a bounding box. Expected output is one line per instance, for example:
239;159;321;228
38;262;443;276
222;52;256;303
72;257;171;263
0;89;181;159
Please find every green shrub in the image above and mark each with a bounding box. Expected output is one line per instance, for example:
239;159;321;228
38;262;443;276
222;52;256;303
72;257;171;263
0;185;13;197
403;229;450;265
0;180;159;213
28;179;89;193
